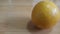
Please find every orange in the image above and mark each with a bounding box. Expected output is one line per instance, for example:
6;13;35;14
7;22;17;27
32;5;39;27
32;1;60;29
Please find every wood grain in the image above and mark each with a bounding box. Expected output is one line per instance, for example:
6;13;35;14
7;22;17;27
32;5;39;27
0;0;60;34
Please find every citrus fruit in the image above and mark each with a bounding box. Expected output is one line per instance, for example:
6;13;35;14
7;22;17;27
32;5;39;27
32;1;60;29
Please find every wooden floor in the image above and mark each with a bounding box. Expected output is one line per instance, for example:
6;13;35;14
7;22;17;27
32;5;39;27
0;0;60;34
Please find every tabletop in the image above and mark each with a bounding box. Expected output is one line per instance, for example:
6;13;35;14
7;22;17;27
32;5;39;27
0;0;60;34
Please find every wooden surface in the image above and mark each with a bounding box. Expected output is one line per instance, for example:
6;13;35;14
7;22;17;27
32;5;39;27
0;0;60;34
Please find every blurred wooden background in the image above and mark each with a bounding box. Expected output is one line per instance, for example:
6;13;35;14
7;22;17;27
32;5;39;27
0;0;60;34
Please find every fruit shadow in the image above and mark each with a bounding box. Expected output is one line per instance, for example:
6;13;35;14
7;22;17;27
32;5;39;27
27;21;52;34
6;16;52;34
